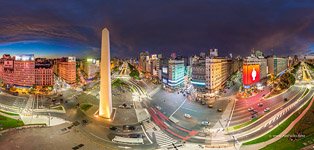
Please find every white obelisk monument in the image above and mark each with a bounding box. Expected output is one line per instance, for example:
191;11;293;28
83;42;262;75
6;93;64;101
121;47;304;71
99;28;112;119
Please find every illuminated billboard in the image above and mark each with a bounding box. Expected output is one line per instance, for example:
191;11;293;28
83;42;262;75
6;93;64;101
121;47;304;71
243;64;260;85
162;67;168;74
15;54;34;61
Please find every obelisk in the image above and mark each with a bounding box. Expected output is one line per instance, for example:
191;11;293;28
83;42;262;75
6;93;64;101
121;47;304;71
99;28;112;119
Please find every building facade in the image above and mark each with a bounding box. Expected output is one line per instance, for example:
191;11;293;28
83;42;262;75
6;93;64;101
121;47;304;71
243;56;261;86
161;58;185;88
205;57;233;92
0;54;14;87
191;52;235;93
139;51;149;72
35;58;54;86
191;56;206;91
56;57;77;84
0;54;55;88
82;58;99;80
267;56;288;76
13;54;35;87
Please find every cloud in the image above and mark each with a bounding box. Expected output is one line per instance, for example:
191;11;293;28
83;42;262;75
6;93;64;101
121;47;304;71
1;0;314;58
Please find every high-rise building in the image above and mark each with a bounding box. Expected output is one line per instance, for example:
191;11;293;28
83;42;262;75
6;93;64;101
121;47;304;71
267;56;288;76
13;54;35;87
205;57;233;92
57;57;77;84
139;51;149;71
0;54;55;88
209;48;218;57
145;56;151;73
150;54;159;76
82;58;99;80
191;50;235;93
242;50;268;86
162;57;185;88
170;52;177;59
243;56;261;86
35;58;54;86
191;56;206;91
0;54;14;87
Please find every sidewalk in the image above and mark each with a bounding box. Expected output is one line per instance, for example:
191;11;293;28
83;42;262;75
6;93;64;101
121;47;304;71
241;97;314;150
20;114;68;126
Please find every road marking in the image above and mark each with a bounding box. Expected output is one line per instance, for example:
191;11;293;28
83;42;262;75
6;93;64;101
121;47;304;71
169;98;187;118
141;125;153;144
181;107;198;112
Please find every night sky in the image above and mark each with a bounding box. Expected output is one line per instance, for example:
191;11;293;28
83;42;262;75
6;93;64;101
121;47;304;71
1;0;314;58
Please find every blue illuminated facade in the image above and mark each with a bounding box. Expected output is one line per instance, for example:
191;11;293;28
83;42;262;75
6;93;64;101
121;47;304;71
162;58;185;88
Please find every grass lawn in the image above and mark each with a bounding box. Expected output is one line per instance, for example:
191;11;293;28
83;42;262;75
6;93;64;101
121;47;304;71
243;97;312;145
80;103;93;111
112;79;128;88
0;115;24;130
261;97;314;150
228;118;258;131
301;88;310;98
0;110;19;116
77;93;98;104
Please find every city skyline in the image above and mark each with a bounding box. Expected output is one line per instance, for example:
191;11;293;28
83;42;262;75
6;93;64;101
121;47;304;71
1;1;314;150
2;1;314;58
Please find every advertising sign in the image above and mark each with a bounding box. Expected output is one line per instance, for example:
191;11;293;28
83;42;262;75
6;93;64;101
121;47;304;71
162;67;168;74
3;60;13;69
243;64;260;85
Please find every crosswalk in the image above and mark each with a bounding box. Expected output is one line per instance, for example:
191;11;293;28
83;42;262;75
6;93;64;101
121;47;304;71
22;96;34;115
143;121;158;132
143;121;177;148
151;131;177;148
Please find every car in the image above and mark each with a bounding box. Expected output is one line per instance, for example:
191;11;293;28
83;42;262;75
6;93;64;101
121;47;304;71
123;125;135;131
201;121;210;126
247;106;254;111
248;107;254;112
82;120;88;124
156;106;161;110
125;105;132;109
201;101;206;105
109;126;117;131
251;110;258;115
184;113;192;119
208;104;213;108
217;108;223;112
78;144;84;148
258;103;263;107
264;107;270;112
129;134;142;138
